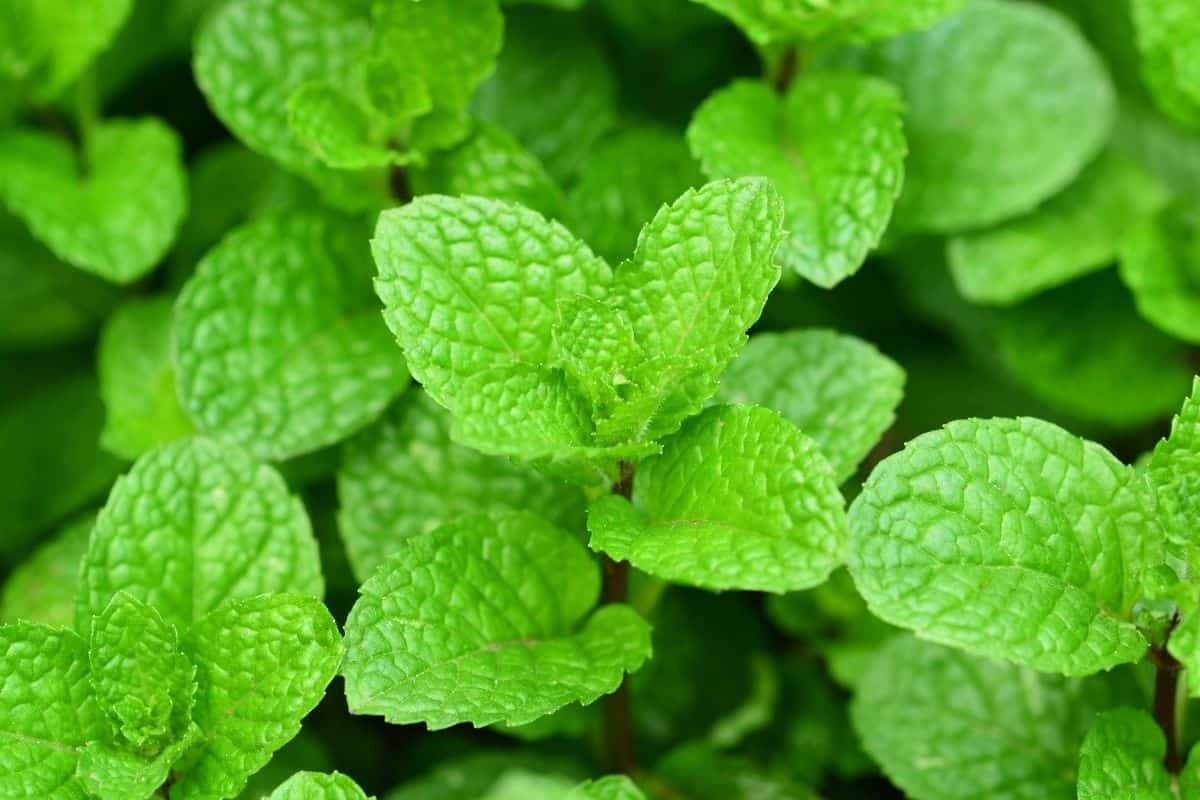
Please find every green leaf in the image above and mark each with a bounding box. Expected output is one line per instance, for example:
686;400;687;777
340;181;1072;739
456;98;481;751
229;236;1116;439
1131;0;1200;129
565;126;703;265
654;742;819;800
825;0;1114;233
385;753;583;800
172;594;343;800
481;772;575;800
1148;377;1200;596
77;734;197;800
472;8;617;183
949;150;1169;305
0;624;106;800
1114;94;1200;197
716;329;905;483
341;511;651;729
691;0;966;45
287;82;399;170
567;776;646;800
687;74;904;288
98;296;194;460
267;771;372;800
589;405;847;593
1;514;92;627
78;437;322;632
337;391;585;583
175;211;408;461
1076;708;1174;800
849;416;1162;675
0;118;187;282
89;593;195;749
853;634;1139;800
1119;201;1200;344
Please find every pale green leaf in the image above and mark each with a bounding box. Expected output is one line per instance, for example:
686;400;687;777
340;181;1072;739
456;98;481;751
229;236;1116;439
716;329;904;483
341;511;652;729
687;74;904;287
589;404;847;593
77;734;197;800
175;211;408;461
384;753;583;800
287;82;398;170
267;771;372;800
1119;201;1200;343
1076;708;1174;800
654;743;819;799
1;514;92;627
1131;0;1200;129
691;0;966;45
482;772;575;800
1149;377;1200;596
567;776;646;800
849;417;1162;675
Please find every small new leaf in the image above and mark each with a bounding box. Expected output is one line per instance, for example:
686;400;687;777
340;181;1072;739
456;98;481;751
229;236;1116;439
1076;708;1175;800
1119;202;1200;344
267;771;373;800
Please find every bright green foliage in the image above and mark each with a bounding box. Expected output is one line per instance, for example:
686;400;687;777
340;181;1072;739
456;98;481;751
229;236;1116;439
687;74;905;287
853;635;1136;800
287;82;399;170
0;624;106;800
567;776;646;800
174;211;408;461
337;391;585;582
341;511;652;729
1131;0;1200;129
949;150;1169;305
849;417;1162;675
1119;201;1200;343
1;514;91;626
173;594;343;800
473;9;616;182
716;329;905;482
1075;708;1175;800
589;405;847;593
98;296;194;459
691;0;966;45
827;0;1114;233
0;119;187;282
385;753;583;800
78;437;322;631
565;126;703;264
268;772;373;800
76;735;197;800
1149;378;1200;591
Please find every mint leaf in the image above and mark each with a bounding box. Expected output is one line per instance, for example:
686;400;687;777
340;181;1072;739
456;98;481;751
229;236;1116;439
267;771;371;800
567;777;645;800
386;753;582;800
825;0;1114;233
98;296;194;460
77;735;197;800
0;118;187;282
849;416;1162;675
565;126;702;264
654;742;819;800
589;405;847;593
1148;377;1200;595
172;594;343;800
0;624;105;800
716;329;905;483
175;211;408;461
1114;94;1200;196
687;74;904;288
78;437;322;631
1131;0;1200;129
949;150;1169;305
341;511;651;729
1119;202;1200;344
691;0;966;45
1076;708;1174;800
1;514;91;627
337;391;585;582
287;82;399;170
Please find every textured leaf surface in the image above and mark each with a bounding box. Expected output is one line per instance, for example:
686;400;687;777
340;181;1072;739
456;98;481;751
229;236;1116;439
342;512;651;729
716;329;904;482
1076;708;1173;800
1149;377;1200;594
1119;202;1200;343
1132;0;1200;129
287;83;397;170
691;0;966;44
77;735;196;800
826;0;1113;233
0;624;105;800
172;594;343;800
589;405;847;593
175;211;408;461
79;437;322;631
337;391;585;582
849;417;1161;674
0;119;187;282
567;777;646;800
98;296;194;459
687;74;904;287
949;150;1168;305
1;514;91;626
267;771;371;800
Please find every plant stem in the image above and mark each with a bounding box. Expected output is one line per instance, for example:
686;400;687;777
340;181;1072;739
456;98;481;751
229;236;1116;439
1152;643;1184;773
771;45;800;94
389;165;412;204
602;461;636;774
74;70;99;175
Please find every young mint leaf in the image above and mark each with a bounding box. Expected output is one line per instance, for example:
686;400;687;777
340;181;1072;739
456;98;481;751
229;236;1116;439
1131;0;1200;129
687;74;904;288
267;771;371;800
472;8;617;183
78;437;322;632
589;405;847;593
89;592;195;749
715;329;905;483
172;594;343;800
1;514;91;627
337;391;585;583
849;416;1163;675
824;0;1114;233
0;118;187;282
567;776;645;800
482;772;576;799
691;0;966;45
1076;708;1174;800
0;624;105;800
1119;202;1200;343
174;211;408;461
386;753;583;800
565;126;702;265
1148;377;1200;594
77;734;197;800
287;82;399;170
341;511;652;729
949;150;1169;305
98;296;194;460
853;634;1137;800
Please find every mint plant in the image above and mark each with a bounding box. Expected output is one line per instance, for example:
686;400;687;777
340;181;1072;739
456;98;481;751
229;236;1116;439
5;0;1200;798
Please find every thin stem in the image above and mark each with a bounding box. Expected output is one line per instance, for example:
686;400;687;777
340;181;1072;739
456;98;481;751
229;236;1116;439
1152;617;1184;774
74;70;99;175
602;461;636;774
771;45;800;94
389;165;412;204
